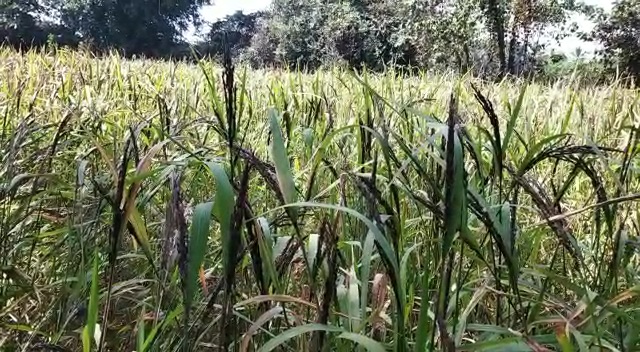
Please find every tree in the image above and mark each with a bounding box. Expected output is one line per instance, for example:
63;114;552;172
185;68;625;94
591;0;640;82
480;0;507;74
243;13;278;67
257;0;469;70
202;10;264;59
56;0;210;57
0;0;40;45
398;0;480;71
265;0;330;68
0;0;78;49
479;0;587;76
247;0;588;74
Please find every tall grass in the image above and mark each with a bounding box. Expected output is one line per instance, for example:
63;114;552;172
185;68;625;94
1;47;639;352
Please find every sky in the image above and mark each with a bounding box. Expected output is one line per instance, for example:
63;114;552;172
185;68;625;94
554;0;613;55
191;0;614;55
200;0;271;22
184;0;270;41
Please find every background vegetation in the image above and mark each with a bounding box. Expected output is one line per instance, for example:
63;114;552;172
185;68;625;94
1;0;639;81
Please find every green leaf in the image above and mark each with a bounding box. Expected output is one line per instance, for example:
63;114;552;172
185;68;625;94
337;332;387;352
414;272;433;352
468;188;519;282
82;327;91;352
346;267;361;332
400;243;420;296
186;202;214;313
257;217;280;292
206;162;235;280
337;281;350;329
455;286;488;345
128;207;154;264
497;203;513;256
258;324;342;352
269;108;298;221
556;328;574;352
458;338;532;351
517;134;569;176
569;326;588;352
83;249;99;352
142;305;184;351
2;173;57;199
258;323;385;352
198;61;225;131
443;125;466;259
303;127;314;149
359;231;376;324
136;310;145;352
504;85;527;157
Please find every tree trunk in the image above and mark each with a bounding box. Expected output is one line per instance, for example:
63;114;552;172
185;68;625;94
507;23;518;74
487;0;507;76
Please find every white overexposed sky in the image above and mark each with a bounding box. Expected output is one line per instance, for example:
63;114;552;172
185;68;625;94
553;0;613;55
189;0;614;55
200;0;272;22
185;0;271;41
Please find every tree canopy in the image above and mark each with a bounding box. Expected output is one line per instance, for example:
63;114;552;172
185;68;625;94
55;0;210;56
200;10;264;59
590;0;640;82
0;0;637;81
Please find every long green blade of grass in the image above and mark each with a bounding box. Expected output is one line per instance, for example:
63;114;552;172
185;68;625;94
82;249;100;352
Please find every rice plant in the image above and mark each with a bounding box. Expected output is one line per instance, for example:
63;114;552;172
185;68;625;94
0;47;639;352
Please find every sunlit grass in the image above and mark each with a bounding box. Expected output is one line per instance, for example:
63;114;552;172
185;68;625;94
1;47;639;352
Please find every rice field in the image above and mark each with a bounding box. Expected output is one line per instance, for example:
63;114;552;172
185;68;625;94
1;48;639;352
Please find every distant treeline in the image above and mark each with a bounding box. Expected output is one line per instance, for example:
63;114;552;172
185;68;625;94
1;0;639;81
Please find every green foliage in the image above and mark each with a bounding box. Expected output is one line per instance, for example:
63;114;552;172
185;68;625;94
55;0;210;57
591;0;640;83
243;0;400;69
199;11;264;59
0;0;636;82
0;0;42;43
232;0;596;75
249;0;481;71
0;0;77;48
81;249;100;352
185;201;213;323
1;48;640;351
535;52;607;83
478;0;588;76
